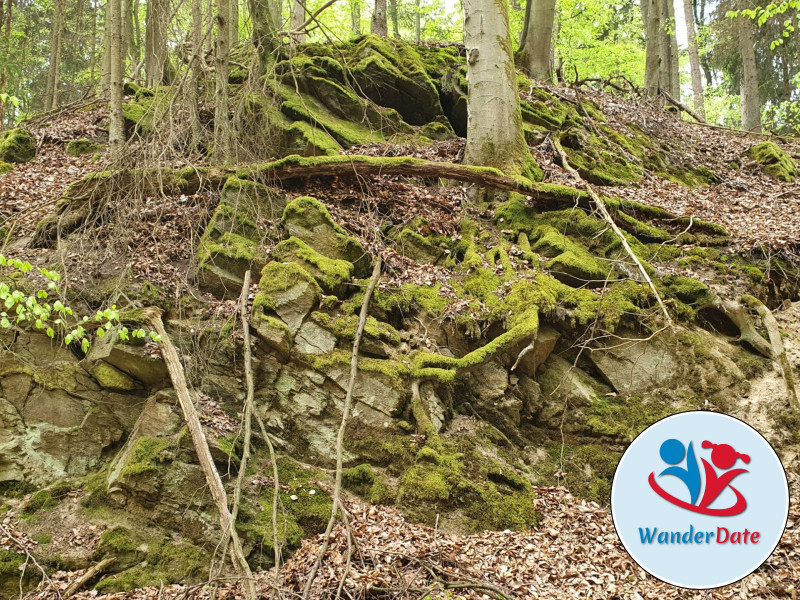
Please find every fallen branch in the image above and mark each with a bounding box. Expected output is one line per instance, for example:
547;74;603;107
144;308;256;600
661;90;706;124
302;256;383;599
64;557;116;598
553;138;673;327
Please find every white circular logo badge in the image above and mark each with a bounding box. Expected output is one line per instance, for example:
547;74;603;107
611;411;789;589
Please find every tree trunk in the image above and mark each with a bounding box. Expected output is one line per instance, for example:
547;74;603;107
46;0;66;110
351;0;361;36
643;0;660;96
0;0;11;126
215;0;232;163
682;0;705;119
289;0;305;43
90;3;98;87
249;0;278;73
371;0;387;36
462;0;534;178
658;0;671;95
230;0;238;47
414;0;420;42
519;0;532;49
389;0;399;38
189;0;203;149
520;0;557;81
144;0;168;88
667;0;679;98
108;0;126;158
738;7;761;133
101;4;111;94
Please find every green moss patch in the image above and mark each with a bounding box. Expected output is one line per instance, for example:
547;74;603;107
272;237;354;294
749;141;797;182
66;139;104;157
0;129;36;163
0;161;13;175
121;436;173;477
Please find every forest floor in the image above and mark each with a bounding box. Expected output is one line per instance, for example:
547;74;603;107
6;473;798;599
2;90;800;599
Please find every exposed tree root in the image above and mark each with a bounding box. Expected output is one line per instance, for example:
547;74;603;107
302;256;382;600
698;296;773;359
30;155;723;248
144;307;256;600
755;303;799;409
553;137;674;327
410;379;438;440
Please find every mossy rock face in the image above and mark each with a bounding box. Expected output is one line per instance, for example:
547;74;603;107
282;196;371;277
0;128;36;163
300;35;450;128
391;226;447;265
560;130;643;186
532;226;609;286
272;236;354;296
253;261;322;335
749;141;797;182
66;138;104;157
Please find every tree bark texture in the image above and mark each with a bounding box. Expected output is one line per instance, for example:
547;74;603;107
643;0;660;96
390;0;399;38
249;0;278;73
214;0;232;163
351;0;361;36
289;0;306;43
521;0;557;81
230;0;238;47
371;0;387;36
46;0;66;110
462;0;533;177
738;7;761;133
144;0;169;87
682;0;705;119
108;0;126;157
667;0;679;98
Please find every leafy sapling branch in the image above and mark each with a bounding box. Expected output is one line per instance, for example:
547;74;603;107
0;254;162;351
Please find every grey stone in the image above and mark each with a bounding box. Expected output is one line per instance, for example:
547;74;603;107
588;330;680;394
515;326;560;377
295;322;337;356
273;280;320;335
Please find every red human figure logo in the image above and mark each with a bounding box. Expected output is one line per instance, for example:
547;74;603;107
698;441;750;511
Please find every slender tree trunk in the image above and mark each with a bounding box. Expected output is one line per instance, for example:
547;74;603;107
109;0;126;157
658;0;671;94
0;0;11;126
667;0;679;98
289;0;305;43
644;0;660;96
371;0;387;36
230;0;238;47
520;0;557;81
249;0;278;73
101;4;111;94
189;0;203;148
351;0;361;36
215;0;232;163
682;0;705;119
414;0;420;42
145;0;169;87
90;3;98;87
519;0;532;49
271;0;281;30
738;7;761;132
46;0;66;110
389;0;399;38
463;0;534;178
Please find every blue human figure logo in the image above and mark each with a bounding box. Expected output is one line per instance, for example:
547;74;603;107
658;438;701;505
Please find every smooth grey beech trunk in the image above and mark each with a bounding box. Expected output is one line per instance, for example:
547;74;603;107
643;0;661;96
738;8;761;133
682;0;705;119
144;0;168;87
371;0;387;36
521;0;556;81
290;0;306;43
462;0;531;177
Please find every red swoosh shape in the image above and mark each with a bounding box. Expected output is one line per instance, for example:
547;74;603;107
648;472;747;516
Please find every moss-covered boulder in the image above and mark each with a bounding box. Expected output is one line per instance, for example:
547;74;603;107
532;226;609;286
0;128;36;163
282;196;371;276
749;141;797;182
253;262;322;334
391;226;447;265
272;237;354;296
66;138;104;157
